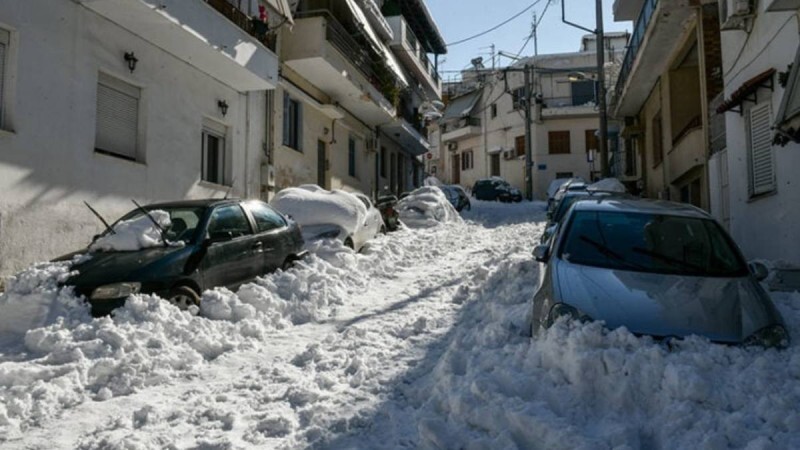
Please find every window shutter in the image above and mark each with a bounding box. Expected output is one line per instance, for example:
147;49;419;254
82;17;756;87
296;101;303;152
95;74;139;160
748;102;776;195
282;92;290;147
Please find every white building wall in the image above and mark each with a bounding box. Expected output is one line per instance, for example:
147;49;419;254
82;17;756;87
721;8;800;264
0;2;267;277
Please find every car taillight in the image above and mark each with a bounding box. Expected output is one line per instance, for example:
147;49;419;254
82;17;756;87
387;207;395;215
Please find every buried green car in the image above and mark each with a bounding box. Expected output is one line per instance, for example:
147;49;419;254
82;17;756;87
57;199;306;316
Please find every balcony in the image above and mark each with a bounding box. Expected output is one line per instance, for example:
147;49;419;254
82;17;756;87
541;95;599;118
283;11;399;126
75;0;280;91
386;15;442;99
613;0;694;116
441;117;481;142
668;127;704;183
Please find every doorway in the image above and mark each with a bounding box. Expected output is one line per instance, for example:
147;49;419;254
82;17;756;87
490;153;500;177
452;154;461;184
317;140;327;188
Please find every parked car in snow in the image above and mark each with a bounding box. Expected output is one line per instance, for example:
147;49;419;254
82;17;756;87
472;178;523;203
271;185;384;251
397;186;462;228
440;185;471;212
58;199;306;316
540;190;622;244
376;194;400;232
546;177;584;210
548;178;587;214
530;197;789;348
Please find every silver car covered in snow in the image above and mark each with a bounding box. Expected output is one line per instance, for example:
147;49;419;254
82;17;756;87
530;197;789;348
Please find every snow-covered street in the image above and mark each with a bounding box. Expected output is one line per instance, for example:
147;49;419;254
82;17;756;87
2;201;800;449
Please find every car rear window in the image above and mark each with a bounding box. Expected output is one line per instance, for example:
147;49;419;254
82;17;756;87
559;211;747;277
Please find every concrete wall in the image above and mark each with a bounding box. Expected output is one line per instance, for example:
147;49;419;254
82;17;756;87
719;8;800;264
0;1;267;277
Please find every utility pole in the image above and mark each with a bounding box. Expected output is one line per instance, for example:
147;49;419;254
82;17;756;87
524;64;534;200
562;0;610;178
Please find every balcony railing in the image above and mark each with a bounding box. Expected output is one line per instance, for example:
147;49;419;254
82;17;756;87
542;95;598;108
295;9;401;105
402;18;440;84
205;0;277;51
441;117;480;134
614;0;659;102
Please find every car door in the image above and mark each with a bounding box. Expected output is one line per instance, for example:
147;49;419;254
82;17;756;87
244;200;291;273
202;203;262;289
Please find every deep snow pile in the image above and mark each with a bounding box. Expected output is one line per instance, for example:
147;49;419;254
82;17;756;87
397;186;462;228
270;186;366;236
89;210;174;252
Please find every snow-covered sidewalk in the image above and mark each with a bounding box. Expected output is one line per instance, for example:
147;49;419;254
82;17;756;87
2;200;800;449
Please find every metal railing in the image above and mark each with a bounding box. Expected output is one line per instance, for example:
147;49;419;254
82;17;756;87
542;95;597;108
205;0;277;51
614;0;659;102
441;117;480;134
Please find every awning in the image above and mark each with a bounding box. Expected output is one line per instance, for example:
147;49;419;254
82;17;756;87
265;0;294;25
717;68;776;114
344;0;408;87
442;89;482;121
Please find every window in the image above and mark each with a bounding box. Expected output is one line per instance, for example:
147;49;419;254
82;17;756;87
0;28;8;128
355;194;372;209
490;103;497;119
512;87;526;110
348;136;357;178
652;112;663;167
282;92;302;151
548;131;571;154
515;135;526;157
461;150;474;170
95;72;140;161
571;80;596;105
585;129;598;153
748;102;776;196
380;146;387;178
246;201;286;232
202;120;227;185
556;172;574;179
207;205;252;239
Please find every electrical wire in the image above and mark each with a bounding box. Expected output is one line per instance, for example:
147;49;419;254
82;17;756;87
515;0;552;58
446;0;544;47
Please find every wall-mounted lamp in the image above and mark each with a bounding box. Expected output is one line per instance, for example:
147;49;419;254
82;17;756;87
217;100;229;117
124;52;138;73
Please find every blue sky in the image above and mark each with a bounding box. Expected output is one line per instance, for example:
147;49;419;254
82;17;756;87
426;0;632;81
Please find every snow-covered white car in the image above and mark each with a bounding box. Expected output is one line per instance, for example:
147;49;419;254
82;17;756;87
397;186;462;228
271;186;384;251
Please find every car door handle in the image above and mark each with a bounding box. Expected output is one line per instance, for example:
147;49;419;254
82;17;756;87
251;242;264;253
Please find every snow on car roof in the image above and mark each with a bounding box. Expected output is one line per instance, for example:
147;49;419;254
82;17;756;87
270;185;367;235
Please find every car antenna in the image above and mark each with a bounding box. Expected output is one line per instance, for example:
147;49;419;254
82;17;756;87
223;178;237;199
83;201;116;235
131;199;169;247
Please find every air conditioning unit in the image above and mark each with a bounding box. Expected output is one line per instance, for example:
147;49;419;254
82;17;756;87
719;0;753;31
503;149;515;160
447;141;459;151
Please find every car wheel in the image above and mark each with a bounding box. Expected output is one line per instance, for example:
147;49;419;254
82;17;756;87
344;237;355;250
167;285;200;310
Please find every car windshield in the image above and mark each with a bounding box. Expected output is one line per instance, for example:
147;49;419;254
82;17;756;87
559;211;747;277
552;194;588;223
117;206;207;243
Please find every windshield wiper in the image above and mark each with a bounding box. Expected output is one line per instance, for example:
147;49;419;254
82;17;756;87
578;235;647;271
631;247;706;273
131;199;169;247
84;201;116;236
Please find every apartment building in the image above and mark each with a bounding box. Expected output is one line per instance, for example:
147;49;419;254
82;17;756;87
437;33;627;199
274;0;445;197
611;0;723;208
0;0;291;277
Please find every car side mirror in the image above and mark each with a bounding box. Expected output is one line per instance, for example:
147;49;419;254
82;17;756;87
532;244;550;263
749;261;769;282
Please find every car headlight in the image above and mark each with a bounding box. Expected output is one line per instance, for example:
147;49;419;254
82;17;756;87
91;282;141;300
744;325;790;349
545;303;592;328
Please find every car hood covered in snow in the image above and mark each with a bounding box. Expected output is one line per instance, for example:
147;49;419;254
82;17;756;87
555;261;785;343
66;246;193;287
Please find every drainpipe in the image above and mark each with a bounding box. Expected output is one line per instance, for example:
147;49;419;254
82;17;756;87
374;126;381;200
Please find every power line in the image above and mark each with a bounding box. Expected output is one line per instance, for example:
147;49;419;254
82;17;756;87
446;0;544;47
